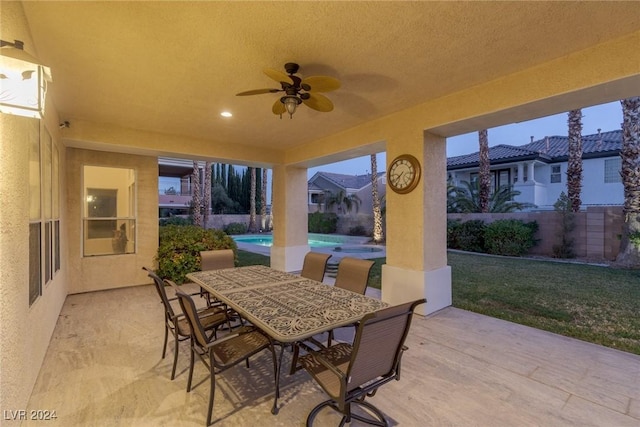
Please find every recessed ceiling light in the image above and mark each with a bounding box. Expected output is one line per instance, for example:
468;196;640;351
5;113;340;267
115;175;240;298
220;111;232;118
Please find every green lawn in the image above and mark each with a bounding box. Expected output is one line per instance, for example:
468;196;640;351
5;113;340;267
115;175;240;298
237;250;640;355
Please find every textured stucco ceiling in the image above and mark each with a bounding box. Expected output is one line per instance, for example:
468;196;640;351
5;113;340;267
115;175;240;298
20;1;640;154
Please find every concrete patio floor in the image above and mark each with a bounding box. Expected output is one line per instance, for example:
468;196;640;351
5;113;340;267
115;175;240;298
25;282;639;426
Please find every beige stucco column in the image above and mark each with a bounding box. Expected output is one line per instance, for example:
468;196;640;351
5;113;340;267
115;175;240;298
270;164;310;272
382;130;451;315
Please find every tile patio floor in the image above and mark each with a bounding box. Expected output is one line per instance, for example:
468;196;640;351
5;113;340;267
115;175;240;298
25;282;640;426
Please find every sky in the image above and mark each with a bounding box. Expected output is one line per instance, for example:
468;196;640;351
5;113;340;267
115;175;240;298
307;100;623;178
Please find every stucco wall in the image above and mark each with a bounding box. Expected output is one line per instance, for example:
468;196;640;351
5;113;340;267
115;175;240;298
0;2;69;421
66;148;158;293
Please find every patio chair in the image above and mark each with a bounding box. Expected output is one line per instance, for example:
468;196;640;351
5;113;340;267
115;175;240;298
199;249;235;305
175;288;278;426
200;249;235;270
334;257;375;295
300;252;332;282
299;298;426;427
327;257;375;345
142;267;229;380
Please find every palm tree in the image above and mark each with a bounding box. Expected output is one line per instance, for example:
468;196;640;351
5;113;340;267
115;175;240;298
260;168;267;231
191;161;202;227
567;109;583;212
448;180;535;213
478;129;491;213
370;154;384;243
248;167;257;232
615;96;640;268
203;161;212;228
326;190;361;214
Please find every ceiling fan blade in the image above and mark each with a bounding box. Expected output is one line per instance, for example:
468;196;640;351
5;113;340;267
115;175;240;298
301;76;341;93
302;93;334;112
236;88;281;96
272;99;286;115
263;68;294;85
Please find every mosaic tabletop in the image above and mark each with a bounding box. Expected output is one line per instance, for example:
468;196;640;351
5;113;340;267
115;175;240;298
187;265;388;343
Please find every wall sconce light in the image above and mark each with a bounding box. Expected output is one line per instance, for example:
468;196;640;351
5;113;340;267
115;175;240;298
0;39;52;118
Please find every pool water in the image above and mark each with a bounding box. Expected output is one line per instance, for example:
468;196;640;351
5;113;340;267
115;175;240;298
233;235;337;248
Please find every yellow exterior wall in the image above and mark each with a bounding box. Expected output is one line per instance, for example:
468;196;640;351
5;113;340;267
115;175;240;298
65;148;158;293
0;1;68;419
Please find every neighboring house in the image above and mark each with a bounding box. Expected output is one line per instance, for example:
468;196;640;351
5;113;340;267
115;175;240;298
158;157;199;216
308;171;387;214
447;130;623;210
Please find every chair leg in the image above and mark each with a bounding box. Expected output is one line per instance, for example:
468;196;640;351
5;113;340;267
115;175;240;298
306;400;334;427
206;352;216;426
187;340;195;392
306;399;388;427
347;400;388;427
162;323;169;359
170;330;180;380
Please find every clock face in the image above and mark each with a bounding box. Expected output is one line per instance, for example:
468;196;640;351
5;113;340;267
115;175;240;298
388;154;421;194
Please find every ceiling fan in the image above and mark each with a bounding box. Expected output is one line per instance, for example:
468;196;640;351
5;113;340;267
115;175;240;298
236;62;340;119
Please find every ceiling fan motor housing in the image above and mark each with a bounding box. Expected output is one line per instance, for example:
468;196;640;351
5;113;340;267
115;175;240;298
284;62;300;75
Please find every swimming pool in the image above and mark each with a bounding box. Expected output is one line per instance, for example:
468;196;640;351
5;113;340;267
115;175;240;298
233;233;385;257
233;234;355;248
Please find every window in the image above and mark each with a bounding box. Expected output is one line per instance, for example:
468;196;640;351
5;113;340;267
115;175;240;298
28;125;61;306
310;193;325;204
29;122;41;305
550;165;561;183
604;158;622;183
83;166;136;256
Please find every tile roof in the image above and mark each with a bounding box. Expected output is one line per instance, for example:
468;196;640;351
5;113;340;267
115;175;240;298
447;130;622;169
309;171;386;191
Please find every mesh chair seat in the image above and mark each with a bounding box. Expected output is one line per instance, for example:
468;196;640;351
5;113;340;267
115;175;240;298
175;307;227;336
299;343;351;398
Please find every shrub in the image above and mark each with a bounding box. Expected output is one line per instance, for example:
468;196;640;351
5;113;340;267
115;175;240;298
308;212;338;234
159;216;192;226
447;219;462;249
348;225;368;236
156;225;237;284
484;219;538;256
223;222;248;235
456;220;486;252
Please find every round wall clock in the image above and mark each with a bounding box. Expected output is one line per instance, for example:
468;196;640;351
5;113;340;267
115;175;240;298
387;154;421;194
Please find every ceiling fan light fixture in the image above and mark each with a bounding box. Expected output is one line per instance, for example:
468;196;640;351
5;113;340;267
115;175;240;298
281;95;301;118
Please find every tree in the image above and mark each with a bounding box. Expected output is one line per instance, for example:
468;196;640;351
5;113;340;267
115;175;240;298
261;168;267;231
478;129;491;213
326;190;361;214
616;96;640;268
248;167;257;232
371;154;384;243
448;180;535;213
203;161;212;228
210;183;238;213
191;161;202;227
567;109;583;212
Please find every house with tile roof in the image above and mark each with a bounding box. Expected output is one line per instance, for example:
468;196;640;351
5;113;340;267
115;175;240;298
446;130;623;210
308;171;387;214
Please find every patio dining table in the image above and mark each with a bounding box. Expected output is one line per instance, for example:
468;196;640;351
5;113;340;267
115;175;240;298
186;264;388;414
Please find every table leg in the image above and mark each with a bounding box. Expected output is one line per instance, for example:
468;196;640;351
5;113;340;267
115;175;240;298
271;343;286;415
